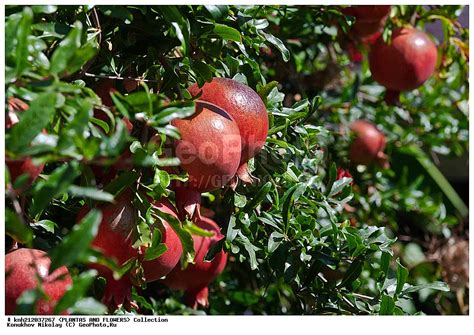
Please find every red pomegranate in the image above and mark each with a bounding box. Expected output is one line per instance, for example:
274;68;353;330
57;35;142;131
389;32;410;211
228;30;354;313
141;198;183;282
349;120;388;168
188;77;268;183
5;248;72;315
162;216;227;309
342;6;391;39
369;27;438;103
76;190;138;308
6;97;45;194
171;100;241;219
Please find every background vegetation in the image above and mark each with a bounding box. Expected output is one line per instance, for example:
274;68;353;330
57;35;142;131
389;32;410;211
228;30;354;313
5;5;469;315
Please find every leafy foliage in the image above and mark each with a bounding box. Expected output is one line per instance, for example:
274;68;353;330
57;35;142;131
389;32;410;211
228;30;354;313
5;5;468;315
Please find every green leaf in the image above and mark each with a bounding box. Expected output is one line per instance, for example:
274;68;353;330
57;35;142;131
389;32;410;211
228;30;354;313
68;185;114;202
49;209;102;271
158;6;190;55
54;270;98;314
184;220;214;237
50;21;83;74
379;294;395;315
204;5;229;19
282;185;297;234
244;181;272;211
260;31;290;62
31;220;57;233
395;259;409;297
213;23;242;42
402;281;450;295
150;101;195;125
7;92;56;153
193;60;215;82
15;7;33;77
204;238;225;261
5;208;33;245
143;228;168;261
268;231;285;253
30;161;81;216
340;258;363;288
156;210;194;268
67;297;107;315
236;231;260;270
379;251;391;282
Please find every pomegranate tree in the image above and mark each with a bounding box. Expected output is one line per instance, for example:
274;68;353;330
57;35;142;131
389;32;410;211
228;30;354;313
76;190;138;309
171;100;241;219
162;216;227;309
188;77;268;184
349;120;388;168
141;199;183;282
5;97;45;194
5;248;72;315
368;27;438;104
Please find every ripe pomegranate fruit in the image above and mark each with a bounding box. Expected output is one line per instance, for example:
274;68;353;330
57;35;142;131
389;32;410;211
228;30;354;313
171;100;241;219
162;216;227;309
6;97;45;194
188;77;268;184
368;27;438;104
76;190;138;309
349;120;389;168
5;248;72;315
342;5;391;39
140;198;183;282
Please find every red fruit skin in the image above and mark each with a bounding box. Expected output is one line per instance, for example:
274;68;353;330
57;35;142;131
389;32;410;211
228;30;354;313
141;199;183;282
95;79;117;108
336;168;353;184
171;101;241;192
6;98;45;194
76;191;138;308
6;158;44;194
342;5;391;22
188;78;268;165
369;27;438;92
162;217;227;309
349;120;388;167
343;6;391;39
5;248;72;315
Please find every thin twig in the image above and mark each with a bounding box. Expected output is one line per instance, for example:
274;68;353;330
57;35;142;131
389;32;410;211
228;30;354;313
84;72;160;83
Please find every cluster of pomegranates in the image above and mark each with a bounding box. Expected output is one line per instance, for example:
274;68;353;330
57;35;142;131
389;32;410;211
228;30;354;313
342;5;438;104
5;77;268;314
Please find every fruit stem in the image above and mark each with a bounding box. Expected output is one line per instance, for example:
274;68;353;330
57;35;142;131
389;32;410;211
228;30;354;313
384;89;401;106
175;184;202;222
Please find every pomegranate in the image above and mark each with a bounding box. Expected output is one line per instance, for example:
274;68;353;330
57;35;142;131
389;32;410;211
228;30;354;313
171;100;241;219
76;190;138;309
162;216;227;309
188;77;268;184
5;248;72;315
342;5;391;39
140;198;183;282
349;120;388;168
123;78;140;93
6;97;45;194
369;27;438;104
